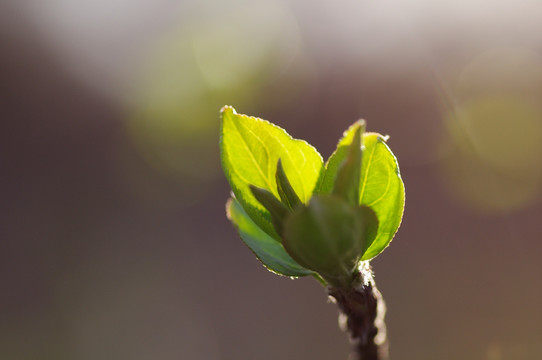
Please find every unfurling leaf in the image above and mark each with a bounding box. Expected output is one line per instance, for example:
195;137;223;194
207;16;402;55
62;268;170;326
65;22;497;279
249;185;289;236
332;121;364;205
282;195;378;288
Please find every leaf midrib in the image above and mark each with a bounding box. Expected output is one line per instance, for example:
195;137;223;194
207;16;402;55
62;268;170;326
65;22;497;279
233;116;312;201
231;116;275;191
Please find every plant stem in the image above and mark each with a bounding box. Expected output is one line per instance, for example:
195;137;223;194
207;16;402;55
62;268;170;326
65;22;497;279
328;265;389;360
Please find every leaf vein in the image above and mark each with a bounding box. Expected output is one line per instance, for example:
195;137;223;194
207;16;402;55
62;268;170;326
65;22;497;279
233;118;274;191
366;163;391;207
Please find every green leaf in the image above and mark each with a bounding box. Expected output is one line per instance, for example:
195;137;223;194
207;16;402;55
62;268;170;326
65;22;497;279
275;159;302;210
357;205;380;257
319;121;364;194
358;134;405;260
319;124;405;260
282;195;378;288
332;121;364;205
226;197;314;277
249;185;289;236
220;106;324;239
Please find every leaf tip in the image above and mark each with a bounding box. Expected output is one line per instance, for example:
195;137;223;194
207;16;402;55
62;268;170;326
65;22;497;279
365;132;390;143
353;120;366;143
354;119;366;128
220;105;237;117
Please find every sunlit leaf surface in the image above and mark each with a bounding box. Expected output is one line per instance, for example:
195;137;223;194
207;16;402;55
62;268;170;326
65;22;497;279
220;106;323;239
320;124;405;260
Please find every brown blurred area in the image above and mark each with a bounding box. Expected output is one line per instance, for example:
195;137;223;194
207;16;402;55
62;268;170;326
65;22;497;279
1;1;542;359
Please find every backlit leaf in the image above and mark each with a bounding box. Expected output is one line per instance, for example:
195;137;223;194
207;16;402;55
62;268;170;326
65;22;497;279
220;106;324;239
319;124;405;260
358;134;405;260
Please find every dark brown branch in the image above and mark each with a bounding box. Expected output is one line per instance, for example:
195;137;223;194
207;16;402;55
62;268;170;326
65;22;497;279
328;266;389;360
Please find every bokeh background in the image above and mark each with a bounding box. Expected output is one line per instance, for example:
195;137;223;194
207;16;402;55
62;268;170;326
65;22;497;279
1;0;542;359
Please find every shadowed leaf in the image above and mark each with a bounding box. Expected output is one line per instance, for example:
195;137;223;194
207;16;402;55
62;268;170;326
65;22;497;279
226;197;313;277
249;185;289;236
276;159;303;210
283;195;378;288
332;121;364;205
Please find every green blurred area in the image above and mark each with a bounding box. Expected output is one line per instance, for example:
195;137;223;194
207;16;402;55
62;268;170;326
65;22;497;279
122;1;315;205
440;47;542;212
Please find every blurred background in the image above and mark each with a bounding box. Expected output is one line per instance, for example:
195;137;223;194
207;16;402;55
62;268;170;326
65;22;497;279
1;0;542;359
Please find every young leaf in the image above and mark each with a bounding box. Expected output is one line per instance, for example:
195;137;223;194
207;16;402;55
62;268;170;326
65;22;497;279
319;124;405;260
275;159;302;210
282;195;378;288
358;134;405;260
220;106;324;239
249;185;289;236
319;121;365;194
226;197;314;277
332;121;364;205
